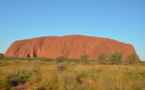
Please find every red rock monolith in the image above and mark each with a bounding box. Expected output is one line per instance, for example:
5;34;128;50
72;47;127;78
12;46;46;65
5;35;139;61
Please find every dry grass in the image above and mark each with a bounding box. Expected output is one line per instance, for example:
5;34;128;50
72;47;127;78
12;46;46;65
0;60;145;90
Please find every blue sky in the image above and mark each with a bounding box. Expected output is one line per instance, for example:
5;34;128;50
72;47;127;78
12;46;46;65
0;0;145;60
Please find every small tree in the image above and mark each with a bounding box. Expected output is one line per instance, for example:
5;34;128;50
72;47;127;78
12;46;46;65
108;52;123;65
0;53;4;60
127;54;139;63
97;53;108;64
80;54;89;60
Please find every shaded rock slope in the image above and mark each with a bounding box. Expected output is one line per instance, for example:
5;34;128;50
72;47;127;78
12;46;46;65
5;35;138;60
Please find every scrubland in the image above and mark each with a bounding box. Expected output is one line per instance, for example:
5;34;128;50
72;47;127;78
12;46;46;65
0;58;145;90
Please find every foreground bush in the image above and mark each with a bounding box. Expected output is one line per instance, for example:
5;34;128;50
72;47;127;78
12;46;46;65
56;63;66;71
59;73;78;90
7;71;31;86
0;70;31;89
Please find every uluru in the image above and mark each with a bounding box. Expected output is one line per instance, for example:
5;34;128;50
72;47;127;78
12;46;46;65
5;35;138;60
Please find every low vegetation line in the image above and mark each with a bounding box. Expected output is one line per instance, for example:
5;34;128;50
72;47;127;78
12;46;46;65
0;52;145;90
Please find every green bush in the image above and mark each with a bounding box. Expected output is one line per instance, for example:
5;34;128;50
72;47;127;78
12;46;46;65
0;78;11;89
0;53;4;60
29;67;41;83
108;52;123;65
59;73;78;90
56;63;66;71
97;53;108;64
55;56;67;63
80;54;89;60
127;54;139;63
0;61;11;66
7;71;31;86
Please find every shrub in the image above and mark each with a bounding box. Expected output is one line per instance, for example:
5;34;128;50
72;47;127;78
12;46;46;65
0;53;4;60
56;63;66;71
108;52;123;65
77;71;88;79
0;61;10;66
127;54;139;63
0;78;11;89
55;56;67;63
59;73;76;83
59;73;78;90
29;67;41;83
97;53;108;64
70;62;77;66
80;54;89;60
7;71;31;86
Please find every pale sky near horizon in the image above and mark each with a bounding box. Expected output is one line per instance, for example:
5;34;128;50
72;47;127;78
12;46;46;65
0;0;145;60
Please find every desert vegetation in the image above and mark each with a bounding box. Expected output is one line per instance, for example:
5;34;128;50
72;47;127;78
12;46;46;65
0;53;4;59
0;52;145;90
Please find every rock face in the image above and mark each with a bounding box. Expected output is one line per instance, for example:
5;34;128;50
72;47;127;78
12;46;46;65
5;35;138;60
